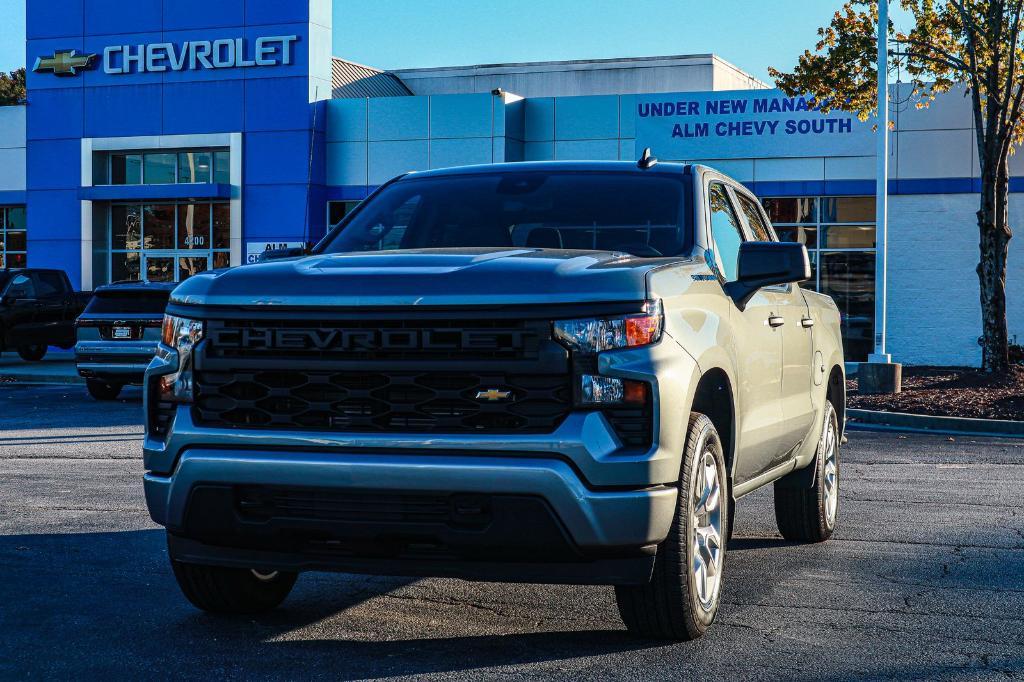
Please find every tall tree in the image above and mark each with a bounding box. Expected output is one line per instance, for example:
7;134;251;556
770;1;1021;373
0;68;26;106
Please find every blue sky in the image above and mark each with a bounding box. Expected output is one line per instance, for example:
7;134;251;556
0;0;910;84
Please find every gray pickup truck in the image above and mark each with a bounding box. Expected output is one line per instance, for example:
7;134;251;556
143;160;845;640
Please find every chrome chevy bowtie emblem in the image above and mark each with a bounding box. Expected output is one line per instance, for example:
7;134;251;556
33;50;98;76
475;388;512;402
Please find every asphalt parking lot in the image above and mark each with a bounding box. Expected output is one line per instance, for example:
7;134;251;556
1;384;1023;680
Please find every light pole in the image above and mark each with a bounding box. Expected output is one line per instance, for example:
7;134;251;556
860;0;903;393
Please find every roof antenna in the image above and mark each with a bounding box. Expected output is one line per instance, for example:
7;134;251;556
638;147;658;169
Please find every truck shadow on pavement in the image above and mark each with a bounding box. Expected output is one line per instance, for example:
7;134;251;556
0;528;662;679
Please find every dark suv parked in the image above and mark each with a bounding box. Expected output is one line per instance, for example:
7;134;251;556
0;269;91;361
75;281;175;400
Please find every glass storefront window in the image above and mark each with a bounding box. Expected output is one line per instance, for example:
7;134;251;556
213;252;230;269
770;195;876;361
177;204;211;250
820;251;876;361
820;225;876;249
144;154;177;185
178;152;212;184
774;225;817;248
111;252;141;282
111;205;142;250
110;154;143;185
214;151;231;184
143;205;175;249
99;149;229;186
7;207;26;229
0;206;27;267
821;197;874;223
212;203;230;249
763;197;817;224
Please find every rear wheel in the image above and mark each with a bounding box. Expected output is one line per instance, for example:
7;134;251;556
615;413;728;640
170;558;298;615
86;379;122;401
16;344;46;362
774;400;840;542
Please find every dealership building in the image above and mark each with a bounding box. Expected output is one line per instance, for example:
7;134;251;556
1;0;1021;366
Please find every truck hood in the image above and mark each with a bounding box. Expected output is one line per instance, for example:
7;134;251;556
171;248;690;309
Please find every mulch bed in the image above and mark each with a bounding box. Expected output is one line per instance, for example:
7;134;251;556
847;365;1024;421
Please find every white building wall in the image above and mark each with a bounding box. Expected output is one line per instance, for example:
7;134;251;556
394;55;766;99
887;194;1024;366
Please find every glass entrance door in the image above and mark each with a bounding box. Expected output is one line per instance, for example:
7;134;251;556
108;202;231;284
142;253;210;283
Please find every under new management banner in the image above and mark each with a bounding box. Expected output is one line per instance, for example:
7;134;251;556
633;89;875;160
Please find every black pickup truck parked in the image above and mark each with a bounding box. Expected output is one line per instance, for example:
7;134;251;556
0;269;91;361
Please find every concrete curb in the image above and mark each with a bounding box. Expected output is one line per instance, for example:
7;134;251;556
847;408;1024;439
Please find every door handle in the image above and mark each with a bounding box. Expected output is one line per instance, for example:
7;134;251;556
767;315;785;328
801;317;815;328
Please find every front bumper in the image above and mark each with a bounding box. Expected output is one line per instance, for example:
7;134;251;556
147;448;676;584
75;340;159;382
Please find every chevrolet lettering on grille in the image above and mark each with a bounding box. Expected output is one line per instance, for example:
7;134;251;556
208;326;528;352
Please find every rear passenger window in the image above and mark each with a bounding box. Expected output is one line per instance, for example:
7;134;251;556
707;184;745;282
737;195;773;241
32;272;66;297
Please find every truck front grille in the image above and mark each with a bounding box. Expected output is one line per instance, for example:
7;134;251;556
193;369;573;433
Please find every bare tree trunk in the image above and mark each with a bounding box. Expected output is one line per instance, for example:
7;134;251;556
976;158;1012;373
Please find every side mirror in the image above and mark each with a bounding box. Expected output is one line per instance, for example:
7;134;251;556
724;241;811;309
257;247;309;263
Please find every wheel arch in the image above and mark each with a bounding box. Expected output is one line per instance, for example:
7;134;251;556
689;367;737;484
826;363;845;437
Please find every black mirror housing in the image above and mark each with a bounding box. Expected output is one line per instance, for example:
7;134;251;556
724;241;811;309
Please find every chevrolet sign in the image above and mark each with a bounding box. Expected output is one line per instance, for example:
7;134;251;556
33;50;98;76
103;36;298;74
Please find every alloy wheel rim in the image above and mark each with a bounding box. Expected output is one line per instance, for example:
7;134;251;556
691;446;724;611
822;412;839;527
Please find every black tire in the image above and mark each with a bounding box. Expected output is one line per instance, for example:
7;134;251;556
615;412;729;641
774;400;840;543
16;344;47;362
171;559;298;615
86;379;122;401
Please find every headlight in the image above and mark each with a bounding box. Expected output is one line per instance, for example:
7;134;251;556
158;315;204;403
553;300;663;353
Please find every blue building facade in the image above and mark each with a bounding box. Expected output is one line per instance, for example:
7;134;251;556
25;0;331;286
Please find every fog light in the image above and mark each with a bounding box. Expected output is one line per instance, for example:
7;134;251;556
580;375;647;405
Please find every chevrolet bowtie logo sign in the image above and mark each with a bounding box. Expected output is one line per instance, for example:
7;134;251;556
33;50;98;76
475;389;513;402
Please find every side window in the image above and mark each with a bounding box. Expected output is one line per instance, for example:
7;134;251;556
32;272;65;297
5;274;36;300
737;194;773;242
707;184;745;282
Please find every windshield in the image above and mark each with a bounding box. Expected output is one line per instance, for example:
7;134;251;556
317;172;688;257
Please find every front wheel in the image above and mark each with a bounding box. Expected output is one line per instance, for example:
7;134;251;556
171;558;298;614
16;344;47;362
774;400;840;542
615;412;728;640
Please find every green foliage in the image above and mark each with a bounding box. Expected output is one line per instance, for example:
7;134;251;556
0;68;26;106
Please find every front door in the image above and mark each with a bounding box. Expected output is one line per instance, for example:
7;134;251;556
706;182;786;483
142;253;210;283
733;190;816;460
